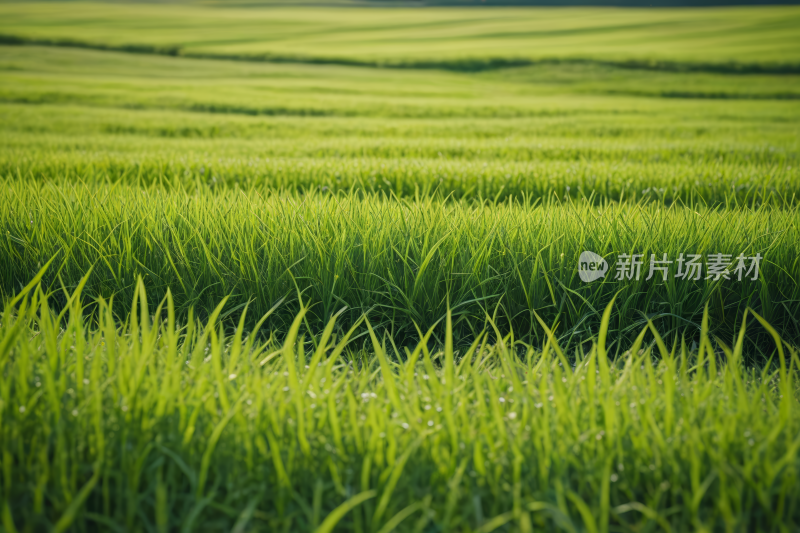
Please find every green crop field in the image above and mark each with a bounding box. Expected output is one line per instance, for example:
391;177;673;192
1;2;799;532
2;2;800;69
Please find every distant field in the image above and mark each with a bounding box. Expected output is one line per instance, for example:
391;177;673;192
1;47;798;205
1;3;800;70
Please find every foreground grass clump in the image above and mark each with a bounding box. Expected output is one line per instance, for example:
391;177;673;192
2;277;799;532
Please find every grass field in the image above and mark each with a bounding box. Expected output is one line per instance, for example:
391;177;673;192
1;2;800;532
3;280;799;531
2;3;800;70
1;46;798;206
2;183;799;353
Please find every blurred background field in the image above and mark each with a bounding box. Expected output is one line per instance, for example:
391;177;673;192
1;45;797;204
2;2;800;70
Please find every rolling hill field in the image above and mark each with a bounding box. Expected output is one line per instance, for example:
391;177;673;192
1;3;800;70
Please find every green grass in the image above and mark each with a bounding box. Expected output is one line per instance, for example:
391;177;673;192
2;4;800;529
1;46;798;350
2;278;799;531
2;3;800;71
4;45;800;110
2;183;798;352
1;47;798;204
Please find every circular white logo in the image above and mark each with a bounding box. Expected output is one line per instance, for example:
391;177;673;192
578;251;608;283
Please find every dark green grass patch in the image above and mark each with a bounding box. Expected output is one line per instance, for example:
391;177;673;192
2;184;798;352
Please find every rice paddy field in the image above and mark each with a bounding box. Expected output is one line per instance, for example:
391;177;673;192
1;2;800;532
